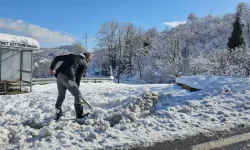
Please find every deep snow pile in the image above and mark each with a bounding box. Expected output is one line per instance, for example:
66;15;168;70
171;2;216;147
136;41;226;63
1;76;250;149
176;75;250;90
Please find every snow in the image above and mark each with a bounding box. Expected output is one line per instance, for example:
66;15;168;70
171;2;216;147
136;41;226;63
1;75;250;149
176;75;250;91
0;33;40;49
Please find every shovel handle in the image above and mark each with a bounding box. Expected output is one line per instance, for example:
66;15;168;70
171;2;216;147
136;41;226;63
81;97;93;109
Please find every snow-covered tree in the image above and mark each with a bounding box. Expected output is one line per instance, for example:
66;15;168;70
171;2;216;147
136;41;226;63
96;20;120;71
187;13;198;22
236;2;250;48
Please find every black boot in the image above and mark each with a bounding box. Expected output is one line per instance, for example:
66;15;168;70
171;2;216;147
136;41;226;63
55;106;63;121
75;104;89;119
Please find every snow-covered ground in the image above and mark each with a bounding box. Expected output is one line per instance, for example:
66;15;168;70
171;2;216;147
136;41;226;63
1;75;250;150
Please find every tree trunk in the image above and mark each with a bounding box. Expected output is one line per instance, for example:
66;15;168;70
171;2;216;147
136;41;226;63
248;23;250;48
139;66;142;77
118;29;122;84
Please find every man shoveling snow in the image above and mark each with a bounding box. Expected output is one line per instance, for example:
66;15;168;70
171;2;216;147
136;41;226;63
49;52;92;121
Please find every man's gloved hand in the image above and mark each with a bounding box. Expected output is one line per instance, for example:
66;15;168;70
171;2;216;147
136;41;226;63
50;69;56;74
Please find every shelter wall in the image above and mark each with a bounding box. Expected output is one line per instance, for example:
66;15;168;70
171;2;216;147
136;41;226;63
1;49;20;81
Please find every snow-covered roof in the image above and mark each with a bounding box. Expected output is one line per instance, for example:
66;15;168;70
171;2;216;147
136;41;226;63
0;33;40;49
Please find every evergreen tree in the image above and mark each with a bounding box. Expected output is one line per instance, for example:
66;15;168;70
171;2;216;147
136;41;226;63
227;6;245;52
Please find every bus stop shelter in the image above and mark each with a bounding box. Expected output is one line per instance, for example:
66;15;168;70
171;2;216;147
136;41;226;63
0;33;40;94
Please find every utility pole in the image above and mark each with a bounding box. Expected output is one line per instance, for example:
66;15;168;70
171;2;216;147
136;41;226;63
172;33;180;77
84;33;88;51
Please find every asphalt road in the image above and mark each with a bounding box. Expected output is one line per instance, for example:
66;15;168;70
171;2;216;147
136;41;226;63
213;140;250;150
130;124;250;150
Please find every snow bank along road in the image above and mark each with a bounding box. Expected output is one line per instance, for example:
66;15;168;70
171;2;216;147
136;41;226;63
1;75;250;150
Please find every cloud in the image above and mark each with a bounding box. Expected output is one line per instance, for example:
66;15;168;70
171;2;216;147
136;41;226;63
163;21;186;28
0;18;75;47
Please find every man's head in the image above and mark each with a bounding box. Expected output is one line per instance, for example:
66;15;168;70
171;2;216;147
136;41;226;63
82;52;92;63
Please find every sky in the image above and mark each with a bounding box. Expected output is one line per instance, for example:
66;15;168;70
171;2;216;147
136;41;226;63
0;0;249;51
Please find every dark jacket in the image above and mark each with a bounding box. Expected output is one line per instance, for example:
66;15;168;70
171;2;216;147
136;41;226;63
50;54;88;87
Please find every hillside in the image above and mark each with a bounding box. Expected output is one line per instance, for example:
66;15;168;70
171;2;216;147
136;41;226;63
93;3;250;83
